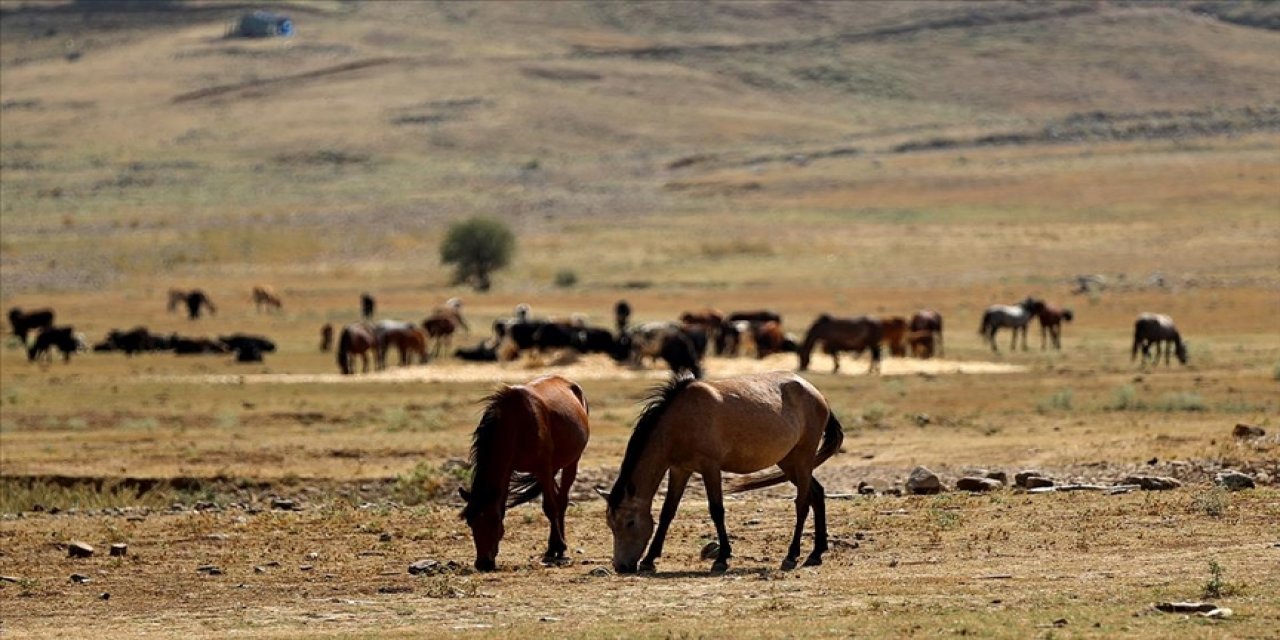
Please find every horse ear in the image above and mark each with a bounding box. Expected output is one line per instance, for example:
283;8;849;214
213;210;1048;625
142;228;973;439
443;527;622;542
458;487;471;501
593;486;609;499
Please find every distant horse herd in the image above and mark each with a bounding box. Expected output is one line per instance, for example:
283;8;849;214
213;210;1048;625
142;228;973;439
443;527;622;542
9;286;1189;372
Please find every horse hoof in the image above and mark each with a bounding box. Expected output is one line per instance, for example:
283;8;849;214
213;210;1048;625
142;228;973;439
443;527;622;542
709;561;729;575
802;555;823;567
638;560;656;573
780;558;798;571
541;554;570;567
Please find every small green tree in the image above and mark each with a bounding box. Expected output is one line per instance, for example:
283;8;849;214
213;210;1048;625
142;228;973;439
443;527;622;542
440;216;515;291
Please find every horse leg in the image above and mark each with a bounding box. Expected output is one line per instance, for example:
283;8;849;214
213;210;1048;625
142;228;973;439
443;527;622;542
701;468;732;574
539;470;568;564
990;328;999;353
781;470;813;571
1040;324;1048;351
550;462;578;562
803;478;828;567
1053;325;1061;350
831;350;840;374
868;344;881;375
640;468;691;572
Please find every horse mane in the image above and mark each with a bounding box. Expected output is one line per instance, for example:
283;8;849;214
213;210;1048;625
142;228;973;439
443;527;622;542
607;372;698;509
462;386;547;518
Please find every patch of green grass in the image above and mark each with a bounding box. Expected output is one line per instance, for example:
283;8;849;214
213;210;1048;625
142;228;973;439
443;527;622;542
1037;388;1074;413
1153;392;1206;413
1106;385;1146;411
1191;487;1228;518
393;461;470;506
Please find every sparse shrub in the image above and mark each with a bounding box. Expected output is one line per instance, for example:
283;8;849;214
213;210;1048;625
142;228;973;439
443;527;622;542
421;574;479;598
1107;385;1146;411
1037;388;1074;413
440;216;515;292
1201;559;1239;599
1153;392;1206;413
1192;487;1228;518
861;402;892;427
553;269;578;288
393;461;469;506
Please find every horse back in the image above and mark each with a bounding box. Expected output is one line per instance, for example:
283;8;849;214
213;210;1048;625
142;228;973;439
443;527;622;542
671;372;828;475
510;376;590;471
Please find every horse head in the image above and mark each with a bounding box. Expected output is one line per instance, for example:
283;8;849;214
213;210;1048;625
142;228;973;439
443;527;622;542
604;483;655;574
458;486;504;572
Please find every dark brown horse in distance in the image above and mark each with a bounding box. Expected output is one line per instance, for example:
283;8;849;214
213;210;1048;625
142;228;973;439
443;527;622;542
1036;302;1073;350
336;323;377;375
909;309;944;357
423;299;469;358
8;307;55;344
797;314;883;374
881;316;909;357
459;374;590;571
601;371;843;574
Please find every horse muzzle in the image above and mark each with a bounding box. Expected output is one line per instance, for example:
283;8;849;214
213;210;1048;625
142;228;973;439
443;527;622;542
474;557;497;572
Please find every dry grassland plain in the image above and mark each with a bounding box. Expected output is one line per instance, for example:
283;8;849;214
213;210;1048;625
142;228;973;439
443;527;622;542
1;2;1278;638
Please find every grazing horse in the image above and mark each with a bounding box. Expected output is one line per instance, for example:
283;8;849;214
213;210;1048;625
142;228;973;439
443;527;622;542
28;326;78;363
319;323;334;352
797;314;883;374
166;289;187;314
909;310;944;357
906;330;937;359
184;289;217;320
251;285;283;313
679;308;724;353
881;316;909;357
423;308;469;358
614;300;632;334
8;307;55;344
1036;303;1073;350
752;320;793;359
1132;313;1187;366
979;298;1043;353
336;323;377;375
601;371;844;574
372;320;418;369
458;375;590;571
381;325;429;366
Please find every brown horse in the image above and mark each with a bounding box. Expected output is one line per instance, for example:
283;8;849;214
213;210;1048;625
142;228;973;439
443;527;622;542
1036;303;1073;350
906;330;937;359
679;308;723;352
797;314;883;374
319;323;334;352
166;288;187;314
422;309;468;358
251;285;283;313
601;371;843;574
909;309;943;357
336;323;377;375
881;316;908;357
381;325;429;367
459;375;590;571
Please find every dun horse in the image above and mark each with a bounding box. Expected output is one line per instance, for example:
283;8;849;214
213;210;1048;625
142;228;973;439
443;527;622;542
335;323;377;375
1132;313;1187;366
459;375;590;571
601;371;844;574
251;285;283;313
979;298;1043;352
797;314;883;374
380;325;429;367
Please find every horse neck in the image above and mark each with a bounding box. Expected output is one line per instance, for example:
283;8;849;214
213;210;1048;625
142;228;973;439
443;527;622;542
467;394;527;513
623;441;670;507
798;329;821;364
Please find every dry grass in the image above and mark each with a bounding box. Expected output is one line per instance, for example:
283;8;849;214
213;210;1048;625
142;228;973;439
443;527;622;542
2;1;1279;637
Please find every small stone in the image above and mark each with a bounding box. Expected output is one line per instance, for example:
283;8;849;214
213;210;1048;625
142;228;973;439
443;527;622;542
906;466;942;495
99;592;110;600
378;532;393;543
1024;476;1055;489
1014;470;1044;488
68;541;94;558
69;573;91;584
408;559;440;576
299;564;314;571
1123;475;1181;491
1215;471;1255;491
306;552;319;560
588;566;613;577
1232;424;1265;439
1200;607;1233;619
109;543;128;557
270;498;296;511
883;487;903;497
1053;618;1068;627
955;477;1002;493
196;565;223;575
985;470;1009;485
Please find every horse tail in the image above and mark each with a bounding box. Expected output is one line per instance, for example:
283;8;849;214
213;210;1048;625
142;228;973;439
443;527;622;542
505;473;543;509
337;327;352;375
729;410;844;494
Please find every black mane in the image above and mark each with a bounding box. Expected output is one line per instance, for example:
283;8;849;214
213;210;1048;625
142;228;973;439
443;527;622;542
607;372;698;509
461;387;512;520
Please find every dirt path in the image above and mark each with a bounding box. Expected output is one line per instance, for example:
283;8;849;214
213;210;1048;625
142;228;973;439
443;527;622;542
147;354;1026;384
